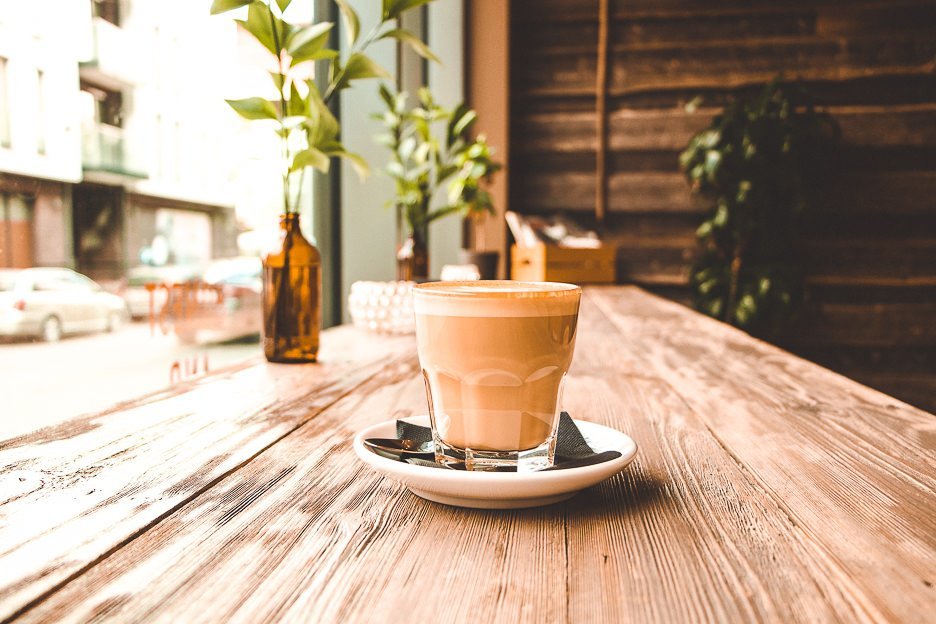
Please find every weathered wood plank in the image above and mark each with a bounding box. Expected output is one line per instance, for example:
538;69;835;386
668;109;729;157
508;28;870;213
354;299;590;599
512;1;936;45
514;104;936;154
792;301;936;347
817;1;936;36
15;292;902;623
514;35;936;97
563;296;885;622
514;169;936;216
0;327;414;618
588;287;936;623
512;0;936;23
803;237;936;285
514;171;699;213
513;9;815;48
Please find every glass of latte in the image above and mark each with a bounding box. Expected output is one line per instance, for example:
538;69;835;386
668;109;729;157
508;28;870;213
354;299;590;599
412;281;582;471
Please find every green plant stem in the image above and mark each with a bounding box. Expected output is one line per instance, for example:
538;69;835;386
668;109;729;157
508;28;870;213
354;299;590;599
293;166;307;214
268;1;290;214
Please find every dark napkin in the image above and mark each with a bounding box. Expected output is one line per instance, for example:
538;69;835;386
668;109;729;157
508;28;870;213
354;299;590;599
394;412;621;472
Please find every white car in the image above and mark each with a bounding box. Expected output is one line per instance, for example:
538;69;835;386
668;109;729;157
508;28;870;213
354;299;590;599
0;268;128;342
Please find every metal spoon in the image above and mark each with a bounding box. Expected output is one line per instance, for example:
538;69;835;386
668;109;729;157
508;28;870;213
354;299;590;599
363;438;435;461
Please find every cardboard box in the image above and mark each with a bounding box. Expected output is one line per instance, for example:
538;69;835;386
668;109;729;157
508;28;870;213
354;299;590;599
510;243;616;283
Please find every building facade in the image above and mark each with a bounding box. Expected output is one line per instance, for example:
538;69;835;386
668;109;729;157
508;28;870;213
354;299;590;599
0;0;243;281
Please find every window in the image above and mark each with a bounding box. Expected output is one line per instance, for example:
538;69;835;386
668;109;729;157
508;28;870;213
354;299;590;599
80;81;123;127
36;69;45;154
0;194;33;268
0;57;10;148
0;1;352;439
92;0;121;26
32;273;75;292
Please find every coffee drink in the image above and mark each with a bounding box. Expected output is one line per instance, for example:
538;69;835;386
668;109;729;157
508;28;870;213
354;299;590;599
413;281;581;469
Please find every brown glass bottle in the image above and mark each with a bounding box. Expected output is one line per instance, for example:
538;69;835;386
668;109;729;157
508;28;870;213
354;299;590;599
262;212;321;362
396;229;428;282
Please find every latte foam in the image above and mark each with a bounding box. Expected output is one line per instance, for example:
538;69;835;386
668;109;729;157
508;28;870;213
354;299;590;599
413;280;581;318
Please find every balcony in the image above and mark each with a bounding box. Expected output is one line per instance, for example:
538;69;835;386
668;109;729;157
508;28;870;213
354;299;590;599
79;16;137;90
81;123;147;180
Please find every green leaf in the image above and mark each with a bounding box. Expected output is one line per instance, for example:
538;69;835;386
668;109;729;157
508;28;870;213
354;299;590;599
287;22;334;65
305;80;339;146
413;141;431;164
734;294;757;325
451;108;477;139
713;203;729;227
758;277;772;296
236;2;285;56
706;298;723;319
292;148;330;173
386;162;406;179
226;97;278;120
324;148;369;180
334;0;360;46
210;0;254;15
379;29;441;64
384;0;434;20
269;71;285;95
286;81;309;117
378;84;396;111
683;95;703;114
425;203;462;224
333;53;390;91
275;0;291;12
399;137;416;162
698;278;718;295
703;149;722;181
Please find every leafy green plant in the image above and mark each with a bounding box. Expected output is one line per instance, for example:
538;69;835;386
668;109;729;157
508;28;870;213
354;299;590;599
211;0;437;213
374;85;502;246
679;79;839;336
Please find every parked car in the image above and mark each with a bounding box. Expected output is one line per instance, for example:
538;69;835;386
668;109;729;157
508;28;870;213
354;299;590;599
0;268;129;342
122;264;202;320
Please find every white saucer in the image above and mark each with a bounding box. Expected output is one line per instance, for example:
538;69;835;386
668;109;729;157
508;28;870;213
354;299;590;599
353;416;638;509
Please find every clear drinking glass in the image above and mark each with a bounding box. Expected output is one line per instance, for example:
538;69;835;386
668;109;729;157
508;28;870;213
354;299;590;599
412;281;582;471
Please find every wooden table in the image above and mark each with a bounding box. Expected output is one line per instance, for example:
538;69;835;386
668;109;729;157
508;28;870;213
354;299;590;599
1;287;933;623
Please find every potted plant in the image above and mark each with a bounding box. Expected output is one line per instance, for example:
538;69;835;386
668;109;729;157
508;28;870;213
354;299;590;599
679;78;838;337
211;0;437;362
375;85;501;281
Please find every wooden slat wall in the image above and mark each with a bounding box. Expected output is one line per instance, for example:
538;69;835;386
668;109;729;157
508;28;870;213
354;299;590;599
508;0;936;412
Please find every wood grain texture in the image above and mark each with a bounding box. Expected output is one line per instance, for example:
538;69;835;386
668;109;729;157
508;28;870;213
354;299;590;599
5;287;934;623
587;287;936;623
514;104;936;153
513;169;936;216
0;326;413;619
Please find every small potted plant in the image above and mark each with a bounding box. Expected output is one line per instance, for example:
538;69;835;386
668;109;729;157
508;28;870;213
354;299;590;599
211;0;437;361
375;85;501;281
679;78;838;336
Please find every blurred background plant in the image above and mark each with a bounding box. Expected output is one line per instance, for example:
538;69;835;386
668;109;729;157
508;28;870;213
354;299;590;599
375;85;501;280
679;78;839;336
211;0;437;213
